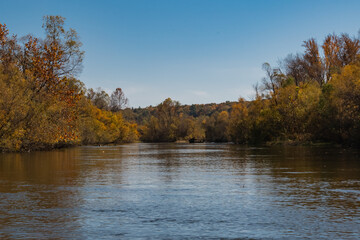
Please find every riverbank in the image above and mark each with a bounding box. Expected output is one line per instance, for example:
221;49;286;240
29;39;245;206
2;138;350;153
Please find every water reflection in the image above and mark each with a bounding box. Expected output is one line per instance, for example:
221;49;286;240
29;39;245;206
0;143;359;239
0;148;84;239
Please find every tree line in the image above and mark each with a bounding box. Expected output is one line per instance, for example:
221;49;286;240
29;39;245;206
2;16;360;151
124;32;360;146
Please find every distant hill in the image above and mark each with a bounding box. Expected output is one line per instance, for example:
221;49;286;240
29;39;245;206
122;101;237;124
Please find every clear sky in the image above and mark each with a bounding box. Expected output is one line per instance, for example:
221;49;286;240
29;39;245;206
1;0;360;107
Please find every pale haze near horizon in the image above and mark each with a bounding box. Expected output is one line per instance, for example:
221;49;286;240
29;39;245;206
1;0;360;107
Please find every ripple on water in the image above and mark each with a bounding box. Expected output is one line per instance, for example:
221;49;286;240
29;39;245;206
0;143;359;239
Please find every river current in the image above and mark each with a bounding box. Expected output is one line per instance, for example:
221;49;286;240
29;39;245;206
0;143;359;239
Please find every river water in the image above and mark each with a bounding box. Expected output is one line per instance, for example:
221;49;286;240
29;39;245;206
0;143;359;239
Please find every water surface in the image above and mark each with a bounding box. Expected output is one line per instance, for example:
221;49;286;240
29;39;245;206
0;143;359;239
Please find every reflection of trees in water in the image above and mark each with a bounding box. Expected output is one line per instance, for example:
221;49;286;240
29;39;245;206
0;145;129;238
0;148;84;238
77;145;126;185
225;145;360;211
0;148;83;190
149;143;182;182
143;143;231;182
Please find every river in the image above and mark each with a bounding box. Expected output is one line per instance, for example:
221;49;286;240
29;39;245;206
0;143;359;239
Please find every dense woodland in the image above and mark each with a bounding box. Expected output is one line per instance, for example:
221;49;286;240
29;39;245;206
1;16;360;151
0;16;138;151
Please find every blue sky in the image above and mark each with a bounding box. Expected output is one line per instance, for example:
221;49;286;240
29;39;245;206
1;0;360;107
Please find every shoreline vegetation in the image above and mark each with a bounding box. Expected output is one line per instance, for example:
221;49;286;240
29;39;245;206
1;16;360;152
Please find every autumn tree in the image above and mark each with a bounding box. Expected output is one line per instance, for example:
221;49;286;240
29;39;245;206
283;54;307;86
155;98;180;141
283;33;360;86
141;98;181;142
319;63;360;144
261;62;287;105
42;15;84;77
204;111;229;142
110;88;128;111
302;38;324;85
86;87;110;110
322;33;360;82
0;16;86;150
228;98;250;143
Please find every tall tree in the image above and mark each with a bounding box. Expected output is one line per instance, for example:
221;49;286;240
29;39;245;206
283;54;307;86
261;62;284;105
110;88;128;111
303;38;324;85
42;15;84;77
86;87;110;110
